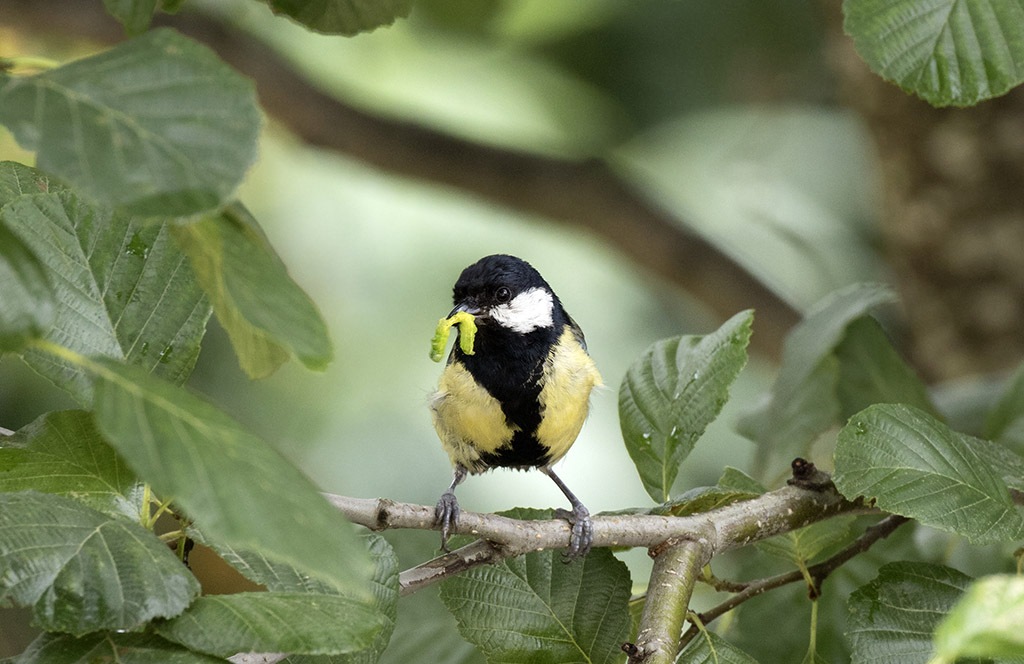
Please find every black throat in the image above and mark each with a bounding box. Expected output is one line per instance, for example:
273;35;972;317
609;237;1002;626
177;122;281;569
453;317;563;468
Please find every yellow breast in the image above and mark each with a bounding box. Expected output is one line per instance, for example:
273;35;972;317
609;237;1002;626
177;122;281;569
535;326;603;465
430;361;515;471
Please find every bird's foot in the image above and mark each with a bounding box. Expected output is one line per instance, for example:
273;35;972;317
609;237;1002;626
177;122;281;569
553;504;592;562
435;492;460;553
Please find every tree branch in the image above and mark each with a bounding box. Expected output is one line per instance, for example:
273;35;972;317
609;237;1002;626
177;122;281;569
627;539;710;664
2;0;801;359
677;513;910;649
323;482;875;596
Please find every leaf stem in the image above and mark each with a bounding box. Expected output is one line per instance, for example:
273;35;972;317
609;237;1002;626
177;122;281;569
0;55;61;74
141;483;153;528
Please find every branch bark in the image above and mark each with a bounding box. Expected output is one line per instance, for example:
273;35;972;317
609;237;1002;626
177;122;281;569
628;539;710;664
2;0;802;359
323;483;875;595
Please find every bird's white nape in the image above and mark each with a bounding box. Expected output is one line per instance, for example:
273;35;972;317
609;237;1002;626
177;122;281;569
491;287;554;333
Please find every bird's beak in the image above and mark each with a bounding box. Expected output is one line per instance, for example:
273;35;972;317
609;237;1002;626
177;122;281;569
449;301;483;318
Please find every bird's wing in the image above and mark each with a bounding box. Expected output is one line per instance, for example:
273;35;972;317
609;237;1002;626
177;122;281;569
565;314;588;352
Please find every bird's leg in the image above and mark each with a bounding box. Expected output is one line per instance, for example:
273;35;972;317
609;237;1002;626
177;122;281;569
543;467;593;562
435;464;467;552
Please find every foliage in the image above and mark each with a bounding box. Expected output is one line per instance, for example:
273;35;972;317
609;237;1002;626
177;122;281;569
843;0;1024;107
2;2;1024;664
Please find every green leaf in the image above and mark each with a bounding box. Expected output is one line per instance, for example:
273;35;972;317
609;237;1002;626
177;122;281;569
1;191;210;404
650;486;758;517
89;358;375;601
933;574;1024;662
620;310;753;502
847;561;973;664
0;410;143;519
843;0;1024;107
834;404;1024;543
265;0;414;35
156;592;382;657
202;533;399;664
0;491;199;635
834;316;937;420
171;203;333;378
103;0;159;35
676;631;760;663
14;632;226;664
985;361;1024;443
756;515;858;568
0;161;62;205
717;466;767;494
439;508;631;664
743;284;896;480
968;435;1024;494
0;29;261;215
0;223;53;352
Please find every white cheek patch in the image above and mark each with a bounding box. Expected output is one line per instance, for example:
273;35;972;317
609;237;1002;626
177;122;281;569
491;287;554;333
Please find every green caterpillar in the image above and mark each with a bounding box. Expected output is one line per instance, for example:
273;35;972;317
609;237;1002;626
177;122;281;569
430;311;477;362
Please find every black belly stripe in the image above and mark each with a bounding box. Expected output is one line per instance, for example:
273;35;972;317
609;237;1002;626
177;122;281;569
454;321;562;469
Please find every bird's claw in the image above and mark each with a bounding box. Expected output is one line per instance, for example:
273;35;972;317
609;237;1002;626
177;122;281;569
553;504;592;562
435;492;460;553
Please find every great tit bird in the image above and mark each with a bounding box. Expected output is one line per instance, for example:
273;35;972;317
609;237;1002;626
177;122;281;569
429;254;602;560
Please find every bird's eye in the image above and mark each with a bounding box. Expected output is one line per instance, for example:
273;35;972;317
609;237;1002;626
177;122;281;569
495;286;512;303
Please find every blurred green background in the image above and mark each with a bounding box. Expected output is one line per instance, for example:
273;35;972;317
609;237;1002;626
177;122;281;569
0;0;888;659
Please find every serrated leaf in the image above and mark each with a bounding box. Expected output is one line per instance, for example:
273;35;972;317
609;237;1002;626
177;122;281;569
1;190;210;404
648;486;756;517
0;410;143;519
834;404;1024;543
743;284;896;480
757;515;858;568
847;561;973;664
651;486;758;517
0;29;261;215
14;632;225;664
203;533;399;664
0;491;199;635
0;222;53;352
985;361;1024;443
933;574;1024;662
0;161;61;204
620;310;753;502
103;0;159;35
676;631;760;663
968;435;1024;493
843;0;1024;107
716;466;766;494
156;592;381;657
171;203;332;378
834;316;937;419
88;358;374;602
439;508;631;664
265;0;414;35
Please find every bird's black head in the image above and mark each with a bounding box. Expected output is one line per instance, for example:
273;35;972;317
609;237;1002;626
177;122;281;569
451;254;563;333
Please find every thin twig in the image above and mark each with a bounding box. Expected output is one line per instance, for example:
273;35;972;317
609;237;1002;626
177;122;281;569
677;514;910;649
398;539;508;596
